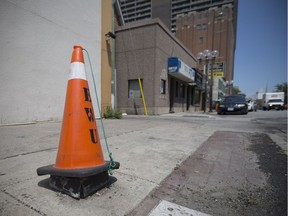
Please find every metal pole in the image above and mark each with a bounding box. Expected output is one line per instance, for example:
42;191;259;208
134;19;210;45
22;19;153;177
209;58;215;112
228;82;231;96
228;83;230;96
204;58;208;113
209;62;214;112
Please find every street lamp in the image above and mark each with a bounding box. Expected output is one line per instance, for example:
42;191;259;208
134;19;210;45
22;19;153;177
226;80;233;95
197;49;219;112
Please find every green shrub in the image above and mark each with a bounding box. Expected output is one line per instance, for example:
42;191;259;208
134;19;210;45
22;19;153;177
104;106;122;119
104;106;113;118
113;108;123;119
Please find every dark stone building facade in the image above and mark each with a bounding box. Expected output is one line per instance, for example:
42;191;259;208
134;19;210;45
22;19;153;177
115;19;202;115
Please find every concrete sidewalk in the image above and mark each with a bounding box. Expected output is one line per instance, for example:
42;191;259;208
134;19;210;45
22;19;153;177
0;115;216;216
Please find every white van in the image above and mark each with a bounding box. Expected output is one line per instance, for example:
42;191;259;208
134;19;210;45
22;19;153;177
262;92;284;111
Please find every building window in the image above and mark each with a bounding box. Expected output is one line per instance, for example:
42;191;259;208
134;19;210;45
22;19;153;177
196;24;201;30
160;79;166;94
128;79;142;98
198;36;203;44
202;23;207;30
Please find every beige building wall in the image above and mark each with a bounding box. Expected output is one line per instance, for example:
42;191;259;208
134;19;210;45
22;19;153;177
101;0;113;114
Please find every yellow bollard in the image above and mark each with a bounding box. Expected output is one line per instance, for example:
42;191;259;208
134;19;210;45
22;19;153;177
138;78;148;115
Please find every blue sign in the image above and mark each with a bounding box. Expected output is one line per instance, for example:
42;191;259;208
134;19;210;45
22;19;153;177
168;57;195;82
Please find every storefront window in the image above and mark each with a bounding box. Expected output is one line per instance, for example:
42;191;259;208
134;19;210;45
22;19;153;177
194;90;201;104
191;88;194;105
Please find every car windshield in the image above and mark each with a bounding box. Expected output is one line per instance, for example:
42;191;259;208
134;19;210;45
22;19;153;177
222;96;246;103
268;99;282;103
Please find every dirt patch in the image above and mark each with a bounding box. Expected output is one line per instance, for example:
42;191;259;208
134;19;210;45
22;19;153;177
248;133;287;215
128;131;287;216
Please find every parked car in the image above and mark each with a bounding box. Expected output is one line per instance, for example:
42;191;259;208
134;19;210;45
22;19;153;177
247;100;257;112
217;95;248;115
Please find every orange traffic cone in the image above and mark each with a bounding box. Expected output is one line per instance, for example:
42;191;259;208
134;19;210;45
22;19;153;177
37;45;119;199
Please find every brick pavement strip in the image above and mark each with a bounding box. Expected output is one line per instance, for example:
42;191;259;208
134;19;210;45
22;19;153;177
129;131;287;216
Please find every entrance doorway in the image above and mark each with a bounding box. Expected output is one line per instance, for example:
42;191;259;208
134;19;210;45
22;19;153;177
186;86;190;111
169;78;175;112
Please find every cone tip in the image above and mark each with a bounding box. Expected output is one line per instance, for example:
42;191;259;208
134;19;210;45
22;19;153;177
74;45;83;50
71;45;84;63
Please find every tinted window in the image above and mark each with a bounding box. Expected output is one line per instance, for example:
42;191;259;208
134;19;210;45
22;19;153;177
222;96;246;103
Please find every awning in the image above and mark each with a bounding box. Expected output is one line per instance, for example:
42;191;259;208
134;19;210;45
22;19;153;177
167;57;195;83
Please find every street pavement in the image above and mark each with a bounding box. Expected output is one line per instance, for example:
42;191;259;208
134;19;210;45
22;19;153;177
0;112;286;216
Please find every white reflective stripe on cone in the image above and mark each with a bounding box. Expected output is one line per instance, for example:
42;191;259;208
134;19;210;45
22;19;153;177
69;62;87;80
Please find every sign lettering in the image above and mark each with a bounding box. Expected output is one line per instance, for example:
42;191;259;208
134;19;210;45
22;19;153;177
83;87;92;102
208;72;224;79
89;129;98;144
83;87;98;144
84;107;95;122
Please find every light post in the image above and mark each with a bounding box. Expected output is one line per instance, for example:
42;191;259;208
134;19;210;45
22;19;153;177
197;49;219;113
209;50;219;112
226;80;233;95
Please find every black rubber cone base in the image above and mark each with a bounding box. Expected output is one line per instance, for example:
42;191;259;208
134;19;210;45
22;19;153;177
37;161;120;199
49;171;109;199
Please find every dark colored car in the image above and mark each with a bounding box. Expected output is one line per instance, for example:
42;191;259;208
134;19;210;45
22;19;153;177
217;95;248;115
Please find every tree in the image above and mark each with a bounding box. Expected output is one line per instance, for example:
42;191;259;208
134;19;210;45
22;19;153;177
274;82;287;104
275;82;287;93
232;86;241;95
